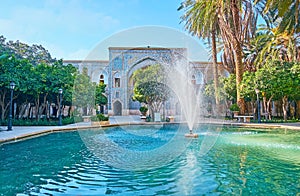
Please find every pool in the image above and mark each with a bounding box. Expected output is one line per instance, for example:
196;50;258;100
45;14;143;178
0;124;299;195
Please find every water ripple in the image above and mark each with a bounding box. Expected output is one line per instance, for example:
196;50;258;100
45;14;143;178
0;126;299;195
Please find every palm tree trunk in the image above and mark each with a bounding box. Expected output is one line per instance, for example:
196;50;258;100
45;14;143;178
217;1;245;114
211;30;220;114
232;38;246;114
231;0;245;114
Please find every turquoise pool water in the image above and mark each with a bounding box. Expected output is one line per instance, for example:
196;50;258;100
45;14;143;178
0;124;299;195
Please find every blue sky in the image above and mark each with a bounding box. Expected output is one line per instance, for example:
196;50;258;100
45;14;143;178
0;0;208;60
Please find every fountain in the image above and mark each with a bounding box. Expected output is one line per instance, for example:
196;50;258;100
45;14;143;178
73;26;218;170
162;51;202;138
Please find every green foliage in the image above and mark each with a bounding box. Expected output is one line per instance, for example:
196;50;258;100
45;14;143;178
95;83;108;106
255;0;300;35
239;61;300;102
132;64;164;87
247;27;300;68
229;103;240;111
91;114;109;121
0;36;78;121
72;68;96;115
139;106;148;114
0;35;55;65
132;64;165;103
220;74;237;101
240;71;257;100
204;79;227;103
0;117;83;126
255;61;300;100
132;64;170;113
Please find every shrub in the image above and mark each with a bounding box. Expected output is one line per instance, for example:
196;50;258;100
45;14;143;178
229;103;240;111
0;117;83;126
139;106;148;115
91;114;109;121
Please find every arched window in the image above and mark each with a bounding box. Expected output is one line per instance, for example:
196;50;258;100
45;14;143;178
191;75;196;85
114;72;121;88
99;74;104;84
195;71;204;84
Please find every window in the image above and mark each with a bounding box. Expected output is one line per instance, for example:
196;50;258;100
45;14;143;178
114;72;121;87
114;78;120;87
99;74;104;84
191;75;196;85
195;72;204;84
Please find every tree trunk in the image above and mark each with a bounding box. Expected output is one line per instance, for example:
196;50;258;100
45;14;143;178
39;94;48;118
218;1;245;114
35;94;40;121
0;103;5;120
282;96;288;121
0;90;8;120
251;100;257;120
18;102;28;119
211;30;220;114
297;100;300;119
267;96;273;120
233;40;245;114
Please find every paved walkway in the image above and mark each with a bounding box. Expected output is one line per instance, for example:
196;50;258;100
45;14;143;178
1;116;300;143
0;122;93;143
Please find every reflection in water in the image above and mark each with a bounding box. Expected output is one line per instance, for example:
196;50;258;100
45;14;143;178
239;151;248;195
0;125;299;195
177;151;198;195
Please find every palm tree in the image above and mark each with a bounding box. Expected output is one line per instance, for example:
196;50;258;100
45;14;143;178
178;0;221;112
254;0;300;64
217;0;259;113
246;0;300;68
255;0;300;34
179;0;259;114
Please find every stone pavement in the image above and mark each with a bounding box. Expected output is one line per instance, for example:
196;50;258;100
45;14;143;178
0;122;94;143
1;116;299;143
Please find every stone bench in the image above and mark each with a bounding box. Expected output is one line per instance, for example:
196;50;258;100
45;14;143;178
235;115;254;123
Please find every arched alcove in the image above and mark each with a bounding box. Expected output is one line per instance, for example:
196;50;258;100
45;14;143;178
113;100;122;116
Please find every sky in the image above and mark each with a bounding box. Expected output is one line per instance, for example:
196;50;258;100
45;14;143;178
0;0;209;61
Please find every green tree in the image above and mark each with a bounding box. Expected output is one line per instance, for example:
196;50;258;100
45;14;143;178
0;56;32;120
0;36;78;121
255;0;300;35
249;1;300;67
263;61;299;121
49;61;78;106
95;83;108;109
240;61;300;120
179;0;259;114
132;64;169;118
221;74;237;102
72;67;95;116
0;35;55;65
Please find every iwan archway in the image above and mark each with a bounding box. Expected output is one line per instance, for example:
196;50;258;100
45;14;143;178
107;47;181;116
106;47;210;116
